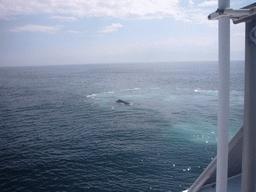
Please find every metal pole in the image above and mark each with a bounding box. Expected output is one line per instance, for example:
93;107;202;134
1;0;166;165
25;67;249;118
241;18;256;192
216;0;230;191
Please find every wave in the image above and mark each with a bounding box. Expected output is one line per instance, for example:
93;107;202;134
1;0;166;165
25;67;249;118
120;88;141;91
194;89;219;98
194;89;218;94
87;94;97;98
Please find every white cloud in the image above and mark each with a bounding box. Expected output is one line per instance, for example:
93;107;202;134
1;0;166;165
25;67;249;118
10;24;63;33
67;30;87;34
198;0;217;7
51;15;77;22
0;0;187;20
189;0;194;5
101;23;123;33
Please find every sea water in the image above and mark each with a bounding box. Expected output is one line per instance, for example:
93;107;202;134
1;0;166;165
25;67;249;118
0;61;244;191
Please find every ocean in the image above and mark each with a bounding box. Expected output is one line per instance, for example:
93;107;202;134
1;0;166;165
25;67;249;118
0;61;244;192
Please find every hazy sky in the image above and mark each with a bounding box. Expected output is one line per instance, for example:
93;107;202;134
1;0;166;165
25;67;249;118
0;0;253;67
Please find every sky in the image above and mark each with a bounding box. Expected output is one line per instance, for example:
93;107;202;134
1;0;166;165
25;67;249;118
0;0;254;67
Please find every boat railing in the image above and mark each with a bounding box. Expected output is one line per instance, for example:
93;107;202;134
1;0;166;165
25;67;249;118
187;124;244;192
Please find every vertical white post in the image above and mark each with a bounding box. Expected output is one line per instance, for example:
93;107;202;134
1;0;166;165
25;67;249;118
216;0;230;191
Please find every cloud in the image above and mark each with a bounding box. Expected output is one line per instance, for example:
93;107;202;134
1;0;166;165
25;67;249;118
51;15;77;22
198;0;217;7
101;23;123;33
0;0;186;20
10;24;63;33
67;30;87;34
188;0;194;5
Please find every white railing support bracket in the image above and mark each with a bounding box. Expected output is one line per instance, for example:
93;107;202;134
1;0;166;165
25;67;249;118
208;6;256;24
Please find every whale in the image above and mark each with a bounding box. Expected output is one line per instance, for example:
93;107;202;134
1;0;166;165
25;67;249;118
116;99;130;105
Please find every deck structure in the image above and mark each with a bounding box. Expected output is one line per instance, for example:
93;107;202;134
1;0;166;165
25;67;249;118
186;2;256;192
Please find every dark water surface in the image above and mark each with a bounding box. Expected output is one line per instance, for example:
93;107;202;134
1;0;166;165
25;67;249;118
0;62;244;191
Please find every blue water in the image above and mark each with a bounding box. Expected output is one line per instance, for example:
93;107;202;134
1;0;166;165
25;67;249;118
0;61;244;191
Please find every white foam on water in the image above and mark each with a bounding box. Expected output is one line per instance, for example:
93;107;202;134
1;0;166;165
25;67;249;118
120;88;141;92
87;94;97;98
194;88;218;95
